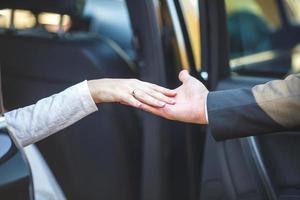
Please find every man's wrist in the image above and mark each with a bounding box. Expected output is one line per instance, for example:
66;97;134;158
197;91;209;124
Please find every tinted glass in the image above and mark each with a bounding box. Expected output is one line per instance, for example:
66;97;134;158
225;0;281;59
225;0;300;76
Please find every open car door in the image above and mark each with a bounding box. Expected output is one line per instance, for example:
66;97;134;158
199;0;300;199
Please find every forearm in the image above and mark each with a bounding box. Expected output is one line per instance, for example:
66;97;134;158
207;88;283;141
5;81;98;147
252;74;300;128
207;74;300;141
4;77;174;146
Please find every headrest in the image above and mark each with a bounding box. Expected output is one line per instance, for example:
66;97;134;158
0;0;86;16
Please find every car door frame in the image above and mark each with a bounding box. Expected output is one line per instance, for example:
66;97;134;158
199;0;284;199
125;1;172;200
126;1;208;200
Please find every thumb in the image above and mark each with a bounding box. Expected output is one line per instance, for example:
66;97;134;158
178;70;191;83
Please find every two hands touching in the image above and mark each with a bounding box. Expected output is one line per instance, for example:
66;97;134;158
10;67;295;147
87;70;209;124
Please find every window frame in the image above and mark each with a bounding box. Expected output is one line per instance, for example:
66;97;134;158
173;0;200;75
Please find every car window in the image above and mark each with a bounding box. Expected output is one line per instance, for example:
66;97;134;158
225;0;281;60
225;0;300;77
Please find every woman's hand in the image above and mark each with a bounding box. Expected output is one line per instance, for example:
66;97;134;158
87;79;177;108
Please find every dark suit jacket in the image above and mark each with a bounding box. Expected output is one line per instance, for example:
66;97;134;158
207;73;300;141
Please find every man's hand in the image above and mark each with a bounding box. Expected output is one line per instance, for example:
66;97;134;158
141;70;209;124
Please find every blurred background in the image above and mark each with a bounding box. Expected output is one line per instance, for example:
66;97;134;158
1;0;300;200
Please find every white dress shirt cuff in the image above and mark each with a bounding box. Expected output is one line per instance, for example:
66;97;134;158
205;94;209;124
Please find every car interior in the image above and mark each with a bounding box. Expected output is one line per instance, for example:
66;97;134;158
199;0;300;200
0;0;143;199
0;0;299;200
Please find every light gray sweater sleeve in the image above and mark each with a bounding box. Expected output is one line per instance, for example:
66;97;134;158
4;80;98;147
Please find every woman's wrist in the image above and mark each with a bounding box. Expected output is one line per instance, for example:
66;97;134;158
87;80;102;104
87;79;121;104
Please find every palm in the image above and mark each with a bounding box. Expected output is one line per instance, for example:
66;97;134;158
141;70;208;124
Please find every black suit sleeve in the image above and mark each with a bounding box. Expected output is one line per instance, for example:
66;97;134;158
207;88;284;141
207;74;300;141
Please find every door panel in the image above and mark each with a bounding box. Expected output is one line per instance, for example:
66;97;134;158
259;133;300;200
200;76;273;200
200;0;300;199
222;0;300;198
205;76;300;200
0;129;33;200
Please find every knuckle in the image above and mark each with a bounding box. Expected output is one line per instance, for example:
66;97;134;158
124;94;131;100
139;93;146;99
158;94;166;101
155;100;161;105
159;93;166;99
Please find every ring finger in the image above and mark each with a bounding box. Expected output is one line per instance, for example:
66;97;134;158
143;87;175;105
133;88;166;108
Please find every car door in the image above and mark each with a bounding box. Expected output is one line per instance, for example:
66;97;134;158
199;0;300;199
0;129;33;200
0;76;33;200
127;1;206;200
